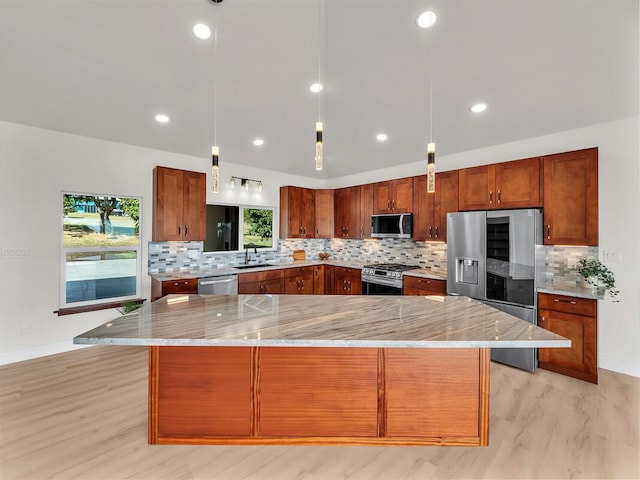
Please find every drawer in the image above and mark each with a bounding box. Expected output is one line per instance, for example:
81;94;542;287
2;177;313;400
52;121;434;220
538;293;596;317
334;267;361;278
163;278;198;295
403;276;446;294
238;269;283;284
284;266;314;278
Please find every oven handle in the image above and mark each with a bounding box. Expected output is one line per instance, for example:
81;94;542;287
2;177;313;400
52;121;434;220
361;276;403;289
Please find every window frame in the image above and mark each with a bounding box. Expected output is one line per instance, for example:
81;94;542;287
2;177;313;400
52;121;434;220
60;191;142;310
203;203;277;254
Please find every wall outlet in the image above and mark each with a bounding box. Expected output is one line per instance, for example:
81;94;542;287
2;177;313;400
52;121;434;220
603;250;621;262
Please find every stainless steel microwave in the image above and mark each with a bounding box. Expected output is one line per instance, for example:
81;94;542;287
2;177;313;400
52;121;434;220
371;213;413;239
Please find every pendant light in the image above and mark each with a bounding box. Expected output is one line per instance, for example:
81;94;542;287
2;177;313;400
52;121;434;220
314;0;324;171
421;8;437;194
211;19;220;193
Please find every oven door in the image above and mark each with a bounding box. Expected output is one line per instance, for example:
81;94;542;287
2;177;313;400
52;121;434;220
362;280;403;295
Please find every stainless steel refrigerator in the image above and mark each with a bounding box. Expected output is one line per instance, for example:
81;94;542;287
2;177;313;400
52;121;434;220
446;209;543;372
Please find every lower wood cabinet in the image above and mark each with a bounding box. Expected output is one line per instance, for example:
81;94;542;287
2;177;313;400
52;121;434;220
334;267;362;295
403;276;446;296
151;278;198;302
284;266;314;294
538;293;598;384
313;264;335;295
238;269;284;294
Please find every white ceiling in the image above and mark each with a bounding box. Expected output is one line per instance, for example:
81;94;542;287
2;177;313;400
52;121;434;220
1;0;638;179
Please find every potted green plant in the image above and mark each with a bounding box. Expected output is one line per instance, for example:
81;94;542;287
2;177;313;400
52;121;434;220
576;258;620;302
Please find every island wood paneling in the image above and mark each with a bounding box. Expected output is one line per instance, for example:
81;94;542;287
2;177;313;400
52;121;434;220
385;349;483;438
258;347;379;437
151;346;251;439
148;346;490;446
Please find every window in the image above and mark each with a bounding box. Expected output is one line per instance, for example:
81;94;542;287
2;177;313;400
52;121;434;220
204;204;275;252
61;192;141;308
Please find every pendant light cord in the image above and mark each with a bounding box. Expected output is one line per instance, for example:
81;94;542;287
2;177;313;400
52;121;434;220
317;0;323;122
214;24;218;146
428;7;433;144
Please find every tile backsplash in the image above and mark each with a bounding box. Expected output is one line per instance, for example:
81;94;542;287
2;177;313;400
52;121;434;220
148;239;597;284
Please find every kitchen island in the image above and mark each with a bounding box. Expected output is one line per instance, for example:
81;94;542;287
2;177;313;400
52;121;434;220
74;294;568;447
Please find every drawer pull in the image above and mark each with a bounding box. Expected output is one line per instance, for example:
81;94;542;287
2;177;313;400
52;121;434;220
553;298;577;305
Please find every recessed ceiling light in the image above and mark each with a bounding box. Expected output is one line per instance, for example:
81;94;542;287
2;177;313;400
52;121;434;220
416;10;437;29
193;24;211;40
376;133;388;142
470;103;488;113
155;114;170;123
310;83;323;93
253;138;264;146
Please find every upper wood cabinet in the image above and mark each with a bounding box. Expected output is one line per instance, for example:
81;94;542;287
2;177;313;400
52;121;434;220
334;186;361;239
543;148;598;246
314;189;334;239
373;177;414;214
360;184;374;239
280;186;315;239
458;157;542;211
413;171;459;242
153;166;206;242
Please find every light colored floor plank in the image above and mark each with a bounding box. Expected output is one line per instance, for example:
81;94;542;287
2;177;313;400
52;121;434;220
1;346;638;480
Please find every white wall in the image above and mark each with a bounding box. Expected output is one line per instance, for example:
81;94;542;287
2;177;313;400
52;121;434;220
1;117;638;378
0;121;321;363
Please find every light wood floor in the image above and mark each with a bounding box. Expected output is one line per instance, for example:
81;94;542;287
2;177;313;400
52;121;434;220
1;346;638;480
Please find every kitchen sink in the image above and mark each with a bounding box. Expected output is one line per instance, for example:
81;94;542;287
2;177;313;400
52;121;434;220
233;264;275;270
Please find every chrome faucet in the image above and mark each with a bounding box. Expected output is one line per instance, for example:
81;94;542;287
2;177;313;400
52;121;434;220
244;247;257;264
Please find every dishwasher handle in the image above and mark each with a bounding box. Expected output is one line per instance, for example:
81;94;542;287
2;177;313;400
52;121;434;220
199;277;236;286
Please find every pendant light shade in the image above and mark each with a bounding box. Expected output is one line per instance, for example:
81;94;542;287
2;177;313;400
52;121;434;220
427;143;436;193
315;122;323;171
211;146;219;193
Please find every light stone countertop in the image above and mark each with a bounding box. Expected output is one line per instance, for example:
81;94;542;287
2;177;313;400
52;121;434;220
402;269;447;281
149;260;367;281
538;281;603;300
74;294;569;349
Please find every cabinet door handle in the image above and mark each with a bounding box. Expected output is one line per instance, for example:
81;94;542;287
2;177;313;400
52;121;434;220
392;200;396;209
185;225;189;236
497;190;501;203
540;315;545;327
489;191;493;204
387;200;390;209
547;225;551;239
434;226;439;238
360;226;364;238
553;298;577;305
429;226;432;238
178;225;181;235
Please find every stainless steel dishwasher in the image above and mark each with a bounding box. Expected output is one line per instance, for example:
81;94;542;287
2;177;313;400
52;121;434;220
197;275;238;295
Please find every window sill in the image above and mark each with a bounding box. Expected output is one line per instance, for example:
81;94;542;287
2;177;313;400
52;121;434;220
55;298;146;316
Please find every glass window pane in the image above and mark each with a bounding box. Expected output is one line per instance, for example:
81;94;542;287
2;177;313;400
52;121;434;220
65;250;137;304
243;208;273;249
63;194;139;248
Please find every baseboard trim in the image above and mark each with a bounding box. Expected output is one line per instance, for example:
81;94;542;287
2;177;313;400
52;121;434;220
600;354;640;378
0;340;93;365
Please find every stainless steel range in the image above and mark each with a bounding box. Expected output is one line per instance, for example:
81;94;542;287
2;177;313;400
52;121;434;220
361;263;420;295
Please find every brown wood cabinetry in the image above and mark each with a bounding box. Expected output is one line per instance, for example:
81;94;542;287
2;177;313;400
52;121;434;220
413;171;459;242
284;266;314;294
280;186;315;238
153;166;206;241
334;267;362;295
542;148;598;246
314;189;334;238
403;276;446;296
373;177;414;214
238;269;284;294
538;293;598;384
313;264;335;295
151;277;198;302
334;186;361;239
458;157;541;211
360;183;374;239
154;346;251;437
